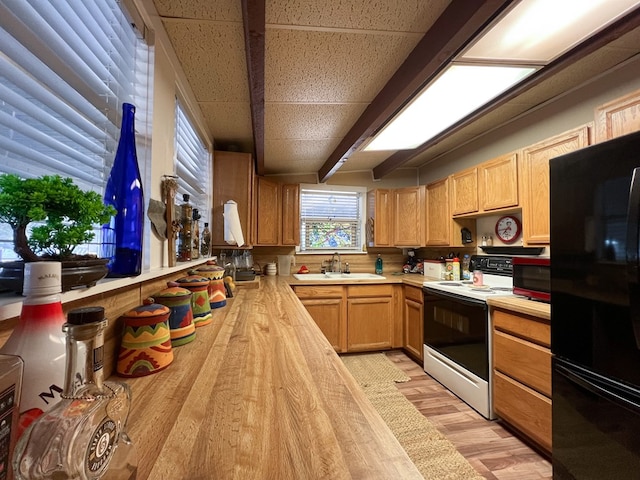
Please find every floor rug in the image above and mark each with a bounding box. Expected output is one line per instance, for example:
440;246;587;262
341;353;483;480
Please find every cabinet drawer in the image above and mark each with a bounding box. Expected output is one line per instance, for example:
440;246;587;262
404;285;423;303
294;285;343;299
347;285;393;298
493;330;551;396
494;370;552;453
493;308;550;347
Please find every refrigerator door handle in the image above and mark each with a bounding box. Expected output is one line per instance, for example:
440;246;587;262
557;362;640;416
626;167;640;348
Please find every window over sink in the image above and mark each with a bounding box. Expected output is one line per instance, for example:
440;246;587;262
298;185;366;254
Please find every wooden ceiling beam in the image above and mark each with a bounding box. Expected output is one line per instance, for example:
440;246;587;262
317;0;515;182
241;0;265;175
371;7;640;179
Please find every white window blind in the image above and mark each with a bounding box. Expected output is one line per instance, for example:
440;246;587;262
0;0;150;261
299;186;365;252
175;99;210;218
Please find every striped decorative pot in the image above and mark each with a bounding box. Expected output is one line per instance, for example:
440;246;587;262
117;300;173;377
153;285;197;346
194;264;227;309
173;275;213;327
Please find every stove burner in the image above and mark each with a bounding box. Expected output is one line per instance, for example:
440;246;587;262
490;287;513;292
438;282;463;286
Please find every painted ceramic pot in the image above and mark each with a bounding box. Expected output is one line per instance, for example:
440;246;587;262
154;285;196;346
173;275;212;327
117;299;173;377
194;264;227;309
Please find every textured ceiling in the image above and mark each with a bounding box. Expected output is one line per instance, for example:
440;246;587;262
151;0;640;179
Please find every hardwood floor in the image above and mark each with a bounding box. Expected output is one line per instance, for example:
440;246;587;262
385;350;552;480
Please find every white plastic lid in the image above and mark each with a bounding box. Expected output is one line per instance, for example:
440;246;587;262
23;262;62;296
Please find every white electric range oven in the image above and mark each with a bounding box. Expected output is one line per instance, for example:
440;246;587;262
422;255;516;419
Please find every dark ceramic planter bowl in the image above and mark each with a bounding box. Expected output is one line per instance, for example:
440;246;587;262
0;258;109;294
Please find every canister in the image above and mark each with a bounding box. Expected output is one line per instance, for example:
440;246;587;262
117;299;173;377
194;264;227;309
173;274;213;327
153;285;196;346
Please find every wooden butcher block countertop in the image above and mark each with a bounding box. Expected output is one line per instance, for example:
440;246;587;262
125;275;423;480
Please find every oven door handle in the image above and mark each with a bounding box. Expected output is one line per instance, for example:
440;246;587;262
423;287;487;308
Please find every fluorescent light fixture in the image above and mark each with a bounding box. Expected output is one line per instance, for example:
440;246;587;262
364;64;535;151
363;0;640;152
461;0;640;64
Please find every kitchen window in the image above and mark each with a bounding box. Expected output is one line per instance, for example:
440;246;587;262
299;185;366;253
174;99;211;223
0;0;152;261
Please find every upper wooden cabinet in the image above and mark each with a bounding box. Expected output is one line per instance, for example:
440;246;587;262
595;88;640;143
450;167;478;215
212;151;254;247
367;189;393;247
425;178;449;246
253;176;299;246
393;186;425;247
479;152;519;212
520;125;591;245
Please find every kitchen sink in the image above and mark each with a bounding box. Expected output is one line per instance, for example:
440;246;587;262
292;273;386;280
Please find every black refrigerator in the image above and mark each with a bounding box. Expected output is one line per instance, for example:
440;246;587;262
550;130;640;479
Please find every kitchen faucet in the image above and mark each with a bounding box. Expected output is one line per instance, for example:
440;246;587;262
330;252;341;273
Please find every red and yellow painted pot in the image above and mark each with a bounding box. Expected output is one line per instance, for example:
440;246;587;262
117;299;173;377
194;264;227;309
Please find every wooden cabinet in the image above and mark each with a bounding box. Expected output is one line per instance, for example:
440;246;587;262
492;307;552;454
367;189;393;247
595;88;640;143
294;285;345;352
450;167;478;216
212;151;254;247
393;186;425;247
253;177;300;246
479;152;519;212
425;178;449;245
403;285;423;362
520;125;591;244
451;153;519;217
347;285;395;351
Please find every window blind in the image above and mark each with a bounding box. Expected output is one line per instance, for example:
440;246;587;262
175;99;210;218
0;0;149;261
299;188;363;252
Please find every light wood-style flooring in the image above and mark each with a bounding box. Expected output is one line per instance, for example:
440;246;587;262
385;350;552;480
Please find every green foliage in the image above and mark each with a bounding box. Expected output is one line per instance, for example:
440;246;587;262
0;174;116;259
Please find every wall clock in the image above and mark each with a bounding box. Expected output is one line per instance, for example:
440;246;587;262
495;215;522;244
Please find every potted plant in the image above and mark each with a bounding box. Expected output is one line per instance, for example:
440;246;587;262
0;174;116;292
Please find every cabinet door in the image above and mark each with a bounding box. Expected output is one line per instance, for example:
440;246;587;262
403;286;423;361
347;296;394;351
595;88;640;143
281;184;300;245
450;167;478;215
367;189;393;247
520;125;591;244
479;152;518;212
425;178;449;245
393;186;424;246
212;151;253;246
299;298;344;352
254;177;281;245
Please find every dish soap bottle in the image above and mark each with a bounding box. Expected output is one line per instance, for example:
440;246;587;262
375;254;383;274
13;306;137;480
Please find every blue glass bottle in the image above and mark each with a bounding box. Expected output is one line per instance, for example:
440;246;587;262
102;103;144;277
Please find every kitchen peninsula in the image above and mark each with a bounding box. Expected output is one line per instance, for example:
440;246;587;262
126;275;423;479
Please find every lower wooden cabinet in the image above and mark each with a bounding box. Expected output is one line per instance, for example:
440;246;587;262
492;307;552;454
403;285;423;362
294;285;345;352
294;284;399;353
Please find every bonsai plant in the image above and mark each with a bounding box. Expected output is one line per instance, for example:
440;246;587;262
0;174;116;291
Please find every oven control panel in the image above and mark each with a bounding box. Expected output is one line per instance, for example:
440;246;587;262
470;255;513;276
